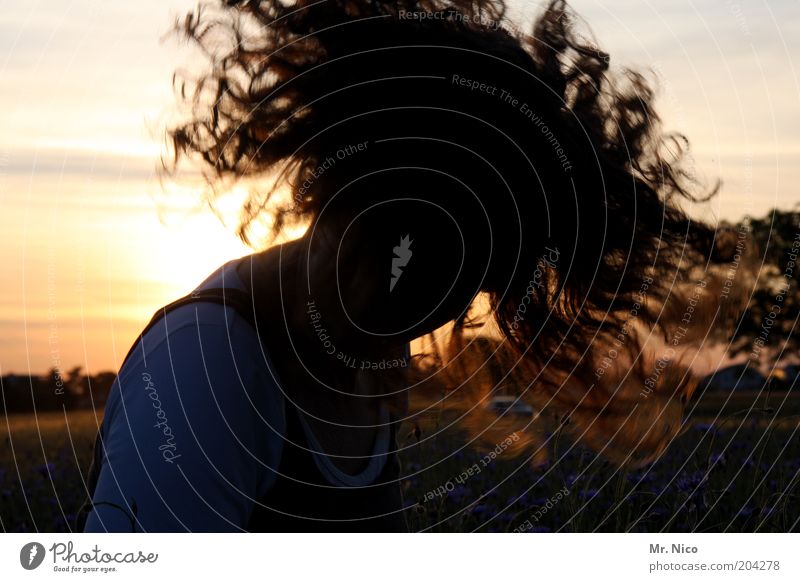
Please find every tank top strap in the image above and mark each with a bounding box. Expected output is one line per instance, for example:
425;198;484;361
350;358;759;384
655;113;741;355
119;287;256;368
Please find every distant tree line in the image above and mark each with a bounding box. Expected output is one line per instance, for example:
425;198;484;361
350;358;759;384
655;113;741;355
726;207;800;362
1;367;115;413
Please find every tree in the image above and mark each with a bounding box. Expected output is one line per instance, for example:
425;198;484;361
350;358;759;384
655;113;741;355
728;207;800;362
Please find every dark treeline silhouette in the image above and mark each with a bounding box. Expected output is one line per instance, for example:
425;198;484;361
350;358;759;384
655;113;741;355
726;207;800;360
1;367;114;414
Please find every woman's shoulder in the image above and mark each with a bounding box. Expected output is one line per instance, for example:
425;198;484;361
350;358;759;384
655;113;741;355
119;257;255;373
90;257;285;531
107;254;285;443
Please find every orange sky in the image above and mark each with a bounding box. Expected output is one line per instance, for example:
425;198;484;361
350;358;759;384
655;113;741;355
1;1;799;374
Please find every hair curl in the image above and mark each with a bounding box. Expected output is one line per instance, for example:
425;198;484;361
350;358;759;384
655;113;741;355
164;0;739;465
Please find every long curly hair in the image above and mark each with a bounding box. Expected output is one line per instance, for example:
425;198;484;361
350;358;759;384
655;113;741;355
163;0;741;465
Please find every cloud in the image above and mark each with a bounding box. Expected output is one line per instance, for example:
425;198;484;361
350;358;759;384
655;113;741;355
2;149;156;179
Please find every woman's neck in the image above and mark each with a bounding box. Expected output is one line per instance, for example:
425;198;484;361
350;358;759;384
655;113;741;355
236;241;390;474
236;240;362;394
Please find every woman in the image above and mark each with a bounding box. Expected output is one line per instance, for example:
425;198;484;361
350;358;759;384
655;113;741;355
81;0;731;531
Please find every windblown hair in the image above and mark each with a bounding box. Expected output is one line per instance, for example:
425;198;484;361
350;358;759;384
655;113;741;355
165;0;741;465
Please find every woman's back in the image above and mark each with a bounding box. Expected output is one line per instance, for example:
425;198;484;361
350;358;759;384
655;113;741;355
83;257;408;531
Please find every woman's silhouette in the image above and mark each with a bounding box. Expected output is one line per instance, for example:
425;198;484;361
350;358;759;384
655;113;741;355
81;0;733;531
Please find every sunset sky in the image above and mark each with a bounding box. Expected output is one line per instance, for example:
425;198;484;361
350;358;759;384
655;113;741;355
1;0;798;374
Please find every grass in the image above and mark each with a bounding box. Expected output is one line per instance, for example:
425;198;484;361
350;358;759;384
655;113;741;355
399;412;800;532
399;388;800;532
1;409;101;532
2;396;799;532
